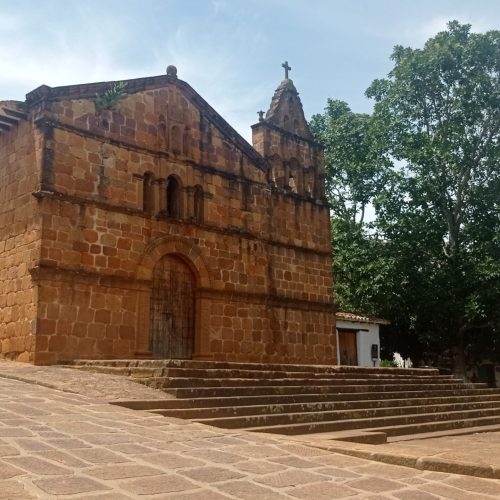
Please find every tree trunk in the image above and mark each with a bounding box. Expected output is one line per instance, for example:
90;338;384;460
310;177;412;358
452;329;467;379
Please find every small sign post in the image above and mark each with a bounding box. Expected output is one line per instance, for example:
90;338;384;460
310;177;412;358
371;344;379;367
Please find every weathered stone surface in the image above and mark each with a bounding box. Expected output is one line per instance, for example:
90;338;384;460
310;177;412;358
346;476;406;493
0;460;25;479
34;475;111;495
0;480;36;499
179;465;244;482
142;452;205;469
87;463;163;480
255;469;328;487
0;368;500;499
287;482;359;499
0;71;335;366
119;474;198;495
446;476;500;495
71;447;131;464
234;460;287;475
4;456;70;475
393;490;440;500
215;480;292;499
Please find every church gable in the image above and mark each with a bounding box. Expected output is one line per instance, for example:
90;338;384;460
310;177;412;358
27;69;266;181
24;68;272;237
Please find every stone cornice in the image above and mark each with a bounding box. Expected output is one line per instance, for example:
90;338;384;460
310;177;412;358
251;120;323;149
36;119;328;207
30;263;335;313
32;189;332;257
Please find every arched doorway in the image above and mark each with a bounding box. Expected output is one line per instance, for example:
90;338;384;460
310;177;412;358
149;255;195;359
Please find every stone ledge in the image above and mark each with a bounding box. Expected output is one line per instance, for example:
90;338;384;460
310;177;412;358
295;431;500;480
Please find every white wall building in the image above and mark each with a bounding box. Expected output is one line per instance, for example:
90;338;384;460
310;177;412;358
336;312;390;367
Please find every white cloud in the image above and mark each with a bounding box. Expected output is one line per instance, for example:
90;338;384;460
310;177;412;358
408;15;497;45
149;11;270;142
0;2;270;140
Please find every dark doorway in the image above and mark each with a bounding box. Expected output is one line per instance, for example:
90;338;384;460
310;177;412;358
149;255;195;359
338;330;358;366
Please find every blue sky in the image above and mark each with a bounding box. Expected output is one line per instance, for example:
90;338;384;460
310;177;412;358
1;0;500;141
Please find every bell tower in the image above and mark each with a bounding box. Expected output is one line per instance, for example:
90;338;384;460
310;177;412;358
252;62;325;199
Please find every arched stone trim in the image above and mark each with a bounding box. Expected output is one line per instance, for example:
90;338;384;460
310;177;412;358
136;236;211;288
135;236;212;359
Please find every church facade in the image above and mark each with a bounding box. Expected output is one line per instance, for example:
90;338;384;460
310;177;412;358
0;64;337;364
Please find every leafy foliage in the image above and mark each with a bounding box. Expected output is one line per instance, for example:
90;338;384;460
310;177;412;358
313;21;500;372
95;82;127;111
310;100;391;315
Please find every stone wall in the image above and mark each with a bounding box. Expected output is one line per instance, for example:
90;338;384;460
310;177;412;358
33;268;140;364
2;75;337;365
0;119;40;361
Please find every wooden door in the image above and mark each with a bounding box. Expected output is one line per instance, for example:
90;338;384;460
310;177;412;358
149;255;195;359
338;330;358;366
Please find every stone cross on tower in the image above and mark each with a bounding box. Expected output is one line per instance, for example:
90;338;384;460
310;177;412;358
282;61;291;79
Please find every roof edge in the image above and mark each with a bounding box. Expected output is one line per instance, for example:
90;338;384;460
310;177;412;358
336;311;390;325
24;74;267;172
251;120;323;149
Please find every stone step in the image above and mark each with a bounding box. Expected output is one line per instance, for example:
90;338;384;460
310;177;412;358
243;408;500;435
67;359;439;376
83;357;500;440
159;382;486;398
298;430;389;444
144;376;467;389
66;364;454;383
386;423;500;442
194;401;500;429
376;414;500;438
112;388;500;411
68;364;455;381
148;395;500;419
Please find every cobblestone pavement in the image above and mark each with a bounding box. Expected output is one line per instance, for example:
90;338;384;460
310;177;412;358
387;431;500;469
1;366;500;498
307;430;500;479
0;360;171;401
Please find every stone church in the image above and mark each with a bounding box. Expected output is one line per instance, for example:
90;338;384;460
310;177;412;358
0;63;337;364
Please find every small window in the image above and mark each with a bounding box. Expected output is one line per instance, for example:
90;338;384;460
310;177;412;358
166;176;182;218
194;185;204;223
143;172;154;213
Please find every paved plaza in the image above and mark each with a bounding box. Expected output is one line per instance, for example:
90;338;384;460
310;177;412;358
1;361;500;499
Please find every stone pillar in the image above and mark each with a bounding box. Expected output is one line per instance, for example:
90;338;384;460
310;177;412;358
185;186;195;219
157;178;167;214
135;286;151;353
133;174;144;210
284;161;290;189
192;289;212;360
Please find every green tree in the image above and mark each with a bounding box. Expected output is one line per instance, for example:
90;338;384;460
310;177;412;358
310;100;390;315
370;21;500;373
314;21;500;374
